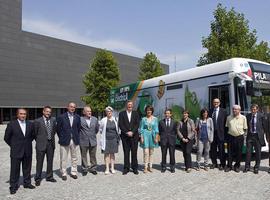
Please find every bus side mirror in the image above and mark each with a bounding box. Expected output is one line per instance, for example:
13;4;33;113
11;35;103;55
246;80;253;96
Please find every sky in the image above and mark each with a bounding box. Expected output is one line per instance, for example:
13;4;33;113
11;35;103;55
22;0;270;73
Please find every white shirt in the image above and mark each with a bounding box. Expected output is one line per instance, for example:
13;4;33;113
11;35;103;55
43;116;50;125
213;107;219;121
126;111;132;123
18;119;26;136
68;112;74;127
166;118;171;126
85;117;91;127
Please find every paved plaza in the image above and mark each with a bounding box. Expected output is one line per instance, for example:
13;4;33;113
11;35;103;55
0;125;269;200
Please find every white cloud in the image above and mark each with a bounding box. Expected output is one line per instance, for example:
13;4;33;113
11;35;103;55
22;18;202;72
22;18;146;57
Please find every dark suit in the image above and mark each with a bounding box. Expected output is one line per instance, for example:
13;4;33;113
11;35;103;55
4;120;34;190
265;113;270;167
34;117;57;182
119;110;140;171
245;112;265;169
57;112;81;146
209;107;227;167
159;118;178;168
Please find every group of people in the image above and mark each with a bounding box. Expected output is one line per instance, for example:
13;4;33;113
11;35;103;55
3;99;270;195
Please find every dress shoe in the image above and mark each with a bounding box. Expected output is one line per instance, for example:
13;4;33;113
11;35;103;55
62;175;67;181
90;171;98;175
35;181;41;186
10;190;16;195
210;164;217;169
161;168;166;173
243;168;250;173
143;167;148;173
170;168;175;173
122;170;129;175
9;186;18;194
268;168;270;174
186;168;192;173
133;170;139;175
148;167;153;173
70;174;78;179
24;184;35;189
204;166;209;171
218;165;224;171
46;178;57;182
254;168;259;174
224;166;231;172
234;167;240;173
82;171;88;176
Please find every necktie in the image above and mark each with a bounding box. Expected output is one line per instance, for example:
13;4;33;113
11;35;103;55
212;109;217;125
166;119;170;127
46;119;52;140
251;115;255;133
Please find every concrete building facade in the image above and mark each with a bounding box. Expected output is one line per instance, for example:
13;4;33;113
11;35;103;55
0;0;169;122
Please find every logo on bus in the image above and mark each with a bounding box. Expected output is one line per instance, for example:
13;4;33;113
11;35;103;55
115;92;128;102
254;72;270;84
120;86;130;93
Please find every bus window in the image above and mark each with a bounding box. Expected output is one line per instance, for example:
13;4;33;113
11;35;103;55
209;85;230;113
220;86;230;114
234;77;248;114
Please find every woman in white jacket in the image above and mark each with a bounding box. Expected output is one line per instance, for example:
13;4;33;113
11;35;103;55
195;108;214;171
99;106;120;175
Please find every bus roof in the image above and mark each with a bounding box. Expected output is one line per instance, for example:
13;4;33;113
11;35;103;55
140;58;270;87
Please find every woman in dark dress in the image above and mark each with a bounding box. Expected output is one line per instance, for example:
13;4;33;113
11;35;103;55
99;106;119;175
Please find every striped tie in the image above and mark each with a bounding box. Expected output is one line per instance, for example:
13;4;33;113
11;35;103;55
46;119;52;140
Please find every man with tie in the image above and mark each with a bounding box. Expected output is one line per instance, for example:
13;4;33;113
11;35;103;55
225;105;248;173
119;100;140;175
265;112;270;174
209;98;227;170
244;104;266;174
57;102;81;180
34;106;57;186
158;109;178;173
4;108;35;194
79;106;99;176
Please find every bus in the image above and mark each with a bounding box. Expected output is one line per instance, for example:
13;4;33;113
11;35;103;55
110;58;270;151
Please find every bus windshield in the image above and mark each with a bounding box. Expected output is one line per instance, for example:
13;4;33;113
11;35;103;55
249;62;270;113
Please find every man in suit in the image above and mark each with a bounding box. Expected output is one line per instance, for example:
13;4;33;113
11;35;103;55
244;104;266;174
119;100;140;175
34;106;57;186
158;109;178;173
79;106;99;176
57;102;81;180
209;98;227;170
264;112;270;174
4;108;35;194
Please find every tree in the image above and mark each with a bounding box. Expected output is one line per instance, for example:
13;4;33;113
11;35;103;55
82;49;120;113
138;52;164;80
198;4;270;66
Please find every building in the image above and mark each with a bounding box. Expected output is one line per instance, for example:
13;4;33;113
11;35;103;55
0;0;169;123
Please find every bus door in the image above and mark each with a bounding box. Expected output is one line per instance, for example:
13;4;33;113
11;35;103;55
209;84;230;113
